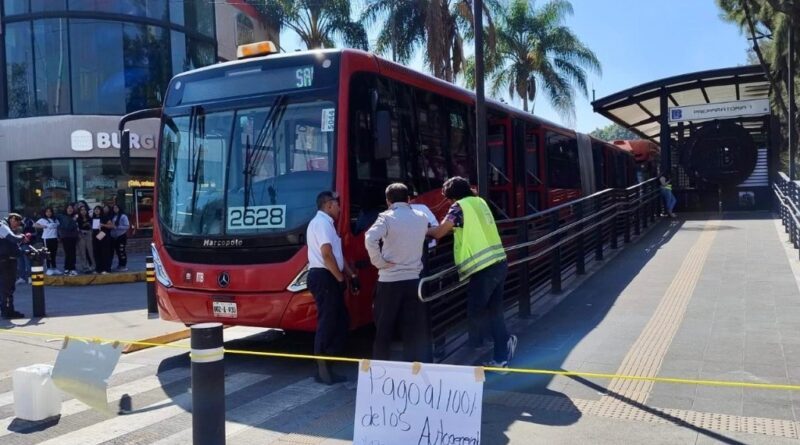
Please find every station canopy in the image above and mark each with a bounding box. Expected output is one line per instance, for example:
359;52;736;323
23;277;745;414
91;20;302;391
592;65;770;144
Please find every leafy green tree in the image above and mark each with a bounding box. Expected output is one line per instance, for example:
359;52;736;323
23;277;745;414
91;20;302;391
465;0;600;123
717;0;799;170
249;0;368;50
360;0;497;82
589;123;640;141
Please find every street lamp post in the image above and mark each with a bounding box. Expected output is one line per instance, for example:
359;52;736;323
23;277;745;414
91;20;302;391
474;0;488;197
789;24;796;180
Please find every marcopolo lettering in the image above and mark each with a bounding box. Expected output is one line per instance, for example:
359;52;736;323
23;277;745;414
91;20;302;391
70;130;155;152
202;239;244;248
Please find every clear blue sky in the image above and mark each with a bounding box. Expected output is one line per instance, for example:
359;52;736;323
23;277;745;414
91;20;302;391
280;0;750;133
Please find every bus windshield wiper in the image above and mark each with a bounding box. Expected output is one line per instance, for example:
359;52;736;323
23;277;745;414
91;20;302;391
187;106;205;183
187;106;205;222
243;95;287;207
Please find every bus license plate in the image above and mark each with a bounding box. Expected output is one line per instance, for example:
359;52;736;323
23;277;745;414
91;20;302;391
212;301;237;318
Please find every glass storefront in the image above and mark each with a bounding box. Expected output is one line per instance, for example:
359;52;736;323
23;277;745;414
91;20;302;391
10;158;155;234
2;0;216;118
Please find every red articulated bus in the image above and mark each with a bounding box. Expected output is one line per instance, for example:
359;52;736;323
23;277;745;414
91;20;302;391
119;43;636;331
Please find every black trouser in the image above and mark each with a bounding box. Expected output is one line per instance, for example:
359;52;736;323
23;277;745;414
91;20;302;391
0;258;17;314
307;268;349;356
44;238;58;269
112;234;127;268
93;232;112;273
62;237;77;271
373;279;433;362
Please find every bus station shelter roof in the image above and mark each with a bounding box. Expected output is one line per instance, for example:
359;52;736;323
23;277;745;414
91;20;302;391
591;65;770;144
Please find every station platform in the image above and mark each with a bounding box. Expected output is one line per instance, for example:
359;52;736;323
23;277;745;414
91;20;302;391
477;212;800;443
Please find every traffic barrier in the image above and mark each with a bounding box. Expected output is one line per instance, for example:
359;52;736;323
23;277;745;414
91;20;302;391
2;328;800;392
190;323;225;445
145;256;157;314
31;258;45;317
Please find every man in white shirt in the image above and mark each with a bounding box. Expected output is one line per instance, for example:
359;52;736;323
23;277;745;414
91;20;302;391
306;191;358;384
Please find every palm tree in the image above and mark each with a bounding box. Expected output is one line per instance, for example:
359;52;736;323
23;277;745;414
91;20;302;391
249;0;368;50
360;0;426;63
466;0;600;121
360;0;497;82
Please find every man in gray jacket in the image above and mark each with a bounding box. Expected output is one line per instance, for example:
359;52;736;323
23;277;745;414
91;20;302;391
365;183;432;362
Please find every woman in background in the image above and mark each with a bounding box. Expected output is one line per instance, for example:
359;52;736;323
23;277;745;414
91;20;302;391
58;204;80;276
76;205;94;273
34;207;60;275
110;204;130;272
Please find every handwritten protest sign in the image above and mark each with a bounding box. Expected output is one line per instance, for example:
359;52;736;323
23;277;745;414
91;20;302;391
353;360;484;445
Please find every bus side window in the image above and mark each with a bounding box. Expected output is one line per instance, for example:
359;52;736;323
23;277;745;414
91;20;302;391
546;132;580;189
414;90;447;193
447;103;472;181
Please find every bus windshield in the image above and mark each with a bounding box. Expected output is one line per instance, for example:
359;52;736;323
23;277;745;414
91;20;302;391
158;95;336;236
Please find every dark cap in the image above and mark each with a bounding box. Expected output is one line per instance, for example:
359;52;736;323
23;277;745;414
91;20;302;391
316;191;339;209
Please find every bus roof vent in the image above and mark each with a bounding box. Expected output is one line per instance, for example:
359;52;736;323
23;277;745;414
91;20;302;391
237;41;278;59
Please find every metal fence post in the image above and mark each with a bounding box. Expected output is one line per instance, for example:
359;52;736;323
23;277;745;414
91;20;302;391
145;256;157;314
517;220;531;317
611;192;619;249
634;188;642;236
624;191;632;243
575;203;585;275
191;323;225;445
641;185;649;231
549;212;562;293
31;257;45;317
595;197;604;261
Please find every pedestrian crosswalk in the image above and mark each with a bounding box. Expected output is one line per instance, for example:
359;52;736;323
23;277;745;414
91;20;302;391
0;359;355;445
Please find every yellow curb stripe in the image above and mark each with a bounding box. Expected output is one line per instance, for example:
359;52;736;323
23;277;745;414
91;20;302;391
121;328;191;354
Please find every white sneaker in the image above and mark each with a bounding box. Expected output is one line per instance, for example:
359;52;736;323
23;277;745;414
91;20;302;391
482;359;509;375
45;269;54;276
53;269;63;276
100;271;109;275
117;267;128;272
68;270;78;276
15;278;25;285
506;334;518;363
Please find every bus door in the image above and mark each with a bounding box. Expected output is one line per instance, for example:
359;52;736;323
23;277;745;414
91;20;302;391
514;120;544;216
487;118;514;219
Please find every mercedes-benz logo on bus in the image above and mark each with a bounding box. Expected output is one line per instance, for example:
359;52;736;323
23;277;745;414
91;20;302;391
217;272;230;288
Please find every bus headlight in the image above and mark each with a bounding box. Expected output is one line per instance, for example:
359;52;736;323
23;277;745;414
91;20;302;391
286;264;309;292
150;243;173;288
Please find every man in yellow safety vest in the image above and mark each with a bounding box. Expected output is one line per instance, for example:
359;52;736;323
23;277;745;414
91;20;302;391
427;177;517;368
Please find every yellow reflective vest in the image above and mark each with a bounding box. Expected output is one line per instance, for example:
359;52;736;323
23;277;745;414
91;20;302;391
453;196;506;280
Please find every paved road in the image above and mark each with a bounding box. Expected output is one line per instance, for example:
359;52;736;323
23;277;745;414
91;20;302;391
3;213;800;444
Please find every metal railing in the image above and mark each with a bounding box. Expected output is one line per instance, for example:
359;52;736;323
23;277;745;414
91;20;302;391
774;172;800;259
420;178;663;361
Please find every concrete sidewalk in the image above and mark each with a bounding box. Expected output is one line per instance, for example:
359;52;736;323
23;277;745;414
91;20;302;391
0;281;185;376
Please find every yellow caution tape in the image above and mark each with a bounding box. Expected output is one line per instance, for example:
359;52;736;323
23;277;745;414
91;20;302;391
2;328;797;391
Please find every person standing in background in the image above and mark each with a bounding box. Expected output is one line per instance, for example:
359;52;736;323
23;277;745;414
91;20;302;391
76;205;94;273
15;211;34;285
35;207;60;276
58;204;79;276
659;174;677;218
110;204;130;272
1;213;31;319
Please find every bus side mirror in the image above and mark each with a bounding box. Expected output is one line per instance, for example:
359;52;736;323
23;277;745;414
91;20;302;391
121;129;131;174
375;110;392;160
